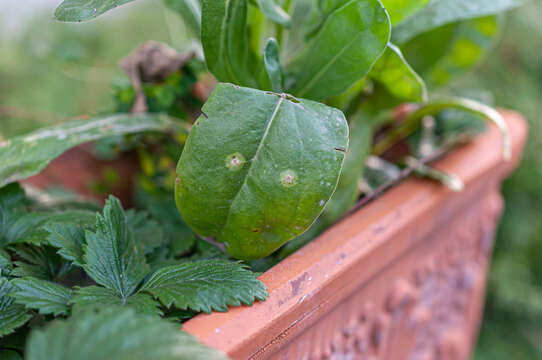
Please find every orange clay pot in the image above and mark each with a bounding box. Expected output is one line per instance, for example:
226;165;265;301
182;110;527;360
22;111;527;360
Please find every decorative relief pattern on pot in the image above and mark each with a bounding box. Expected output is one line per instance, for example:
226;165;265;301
267;191;503;360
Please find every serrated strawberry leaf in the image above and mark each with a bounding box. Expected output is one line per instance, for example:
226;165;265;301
83;197;149;299
11;245;72;281
45;224;87;266
71;286;162;316
0;278;32;338
10;277;72;316
125;210;165;254
25;307;227;360
141;259;268;313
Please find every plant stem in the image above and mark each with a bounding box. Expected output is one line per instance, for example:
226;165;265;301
340;133;472;222
373;96;511;160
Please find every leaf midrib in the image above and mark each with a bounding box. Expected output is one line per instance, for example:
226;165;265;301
220;96;284;237
296;26;369;98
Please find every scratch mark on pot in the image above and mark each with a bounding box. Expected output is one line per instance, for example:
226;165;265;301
290;272;309;296
336;252;346;265
372;224;386;234
298;294;308;304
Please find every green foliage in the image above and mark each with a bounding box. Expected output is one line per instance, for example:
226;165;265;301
125;209;165;254
70;286;161;316
141;260;268;313
392;0;525;44
11;245;72;281
254;0;291;26
0;278;32;337
175;84;348;259
163;0;202;37
25;307;227;360
1;0;532;357
469;2;542;357
83;197;150;299
0;114;177;186
55;0;136;22
403;16;502;87
45;223;87;266
201;0;258;87
289;0;390;100
263;38;283;92
10;278;72;316
369;44;427;103
379;0;429;25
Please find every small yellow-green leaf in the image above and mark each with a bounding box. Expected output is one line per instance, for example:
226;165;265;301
380;0;429;25
255;0;291;26
263;38;283;92
369;44;427;103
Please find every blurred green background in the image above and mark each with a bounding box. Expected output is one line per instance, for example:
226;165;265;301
1;1;541;358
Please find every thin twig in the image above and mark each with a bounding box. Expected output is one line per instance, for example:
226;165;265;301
338;133;473;223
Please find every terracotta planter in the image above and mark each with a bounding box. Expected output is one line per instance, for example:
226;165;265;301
182;110;527;360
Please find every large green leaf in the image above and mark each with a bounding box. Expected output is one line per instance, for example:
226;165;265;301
0;278;32;338
403;16;501;87
278;111;373;258
83;197;149;299
25;307;227;360
380;0;429;25
201;0;258;86
54;0;135;22
0;113;175;187
289;0;390;100
163;0;202;37
369;44;427;102
10;277;72;316
141;260;267;313
392;0;525;44
175;84;348;259
71;286;161;316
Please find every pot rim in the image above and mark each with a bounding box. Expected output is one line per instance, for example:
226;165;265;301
182;110;528;359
